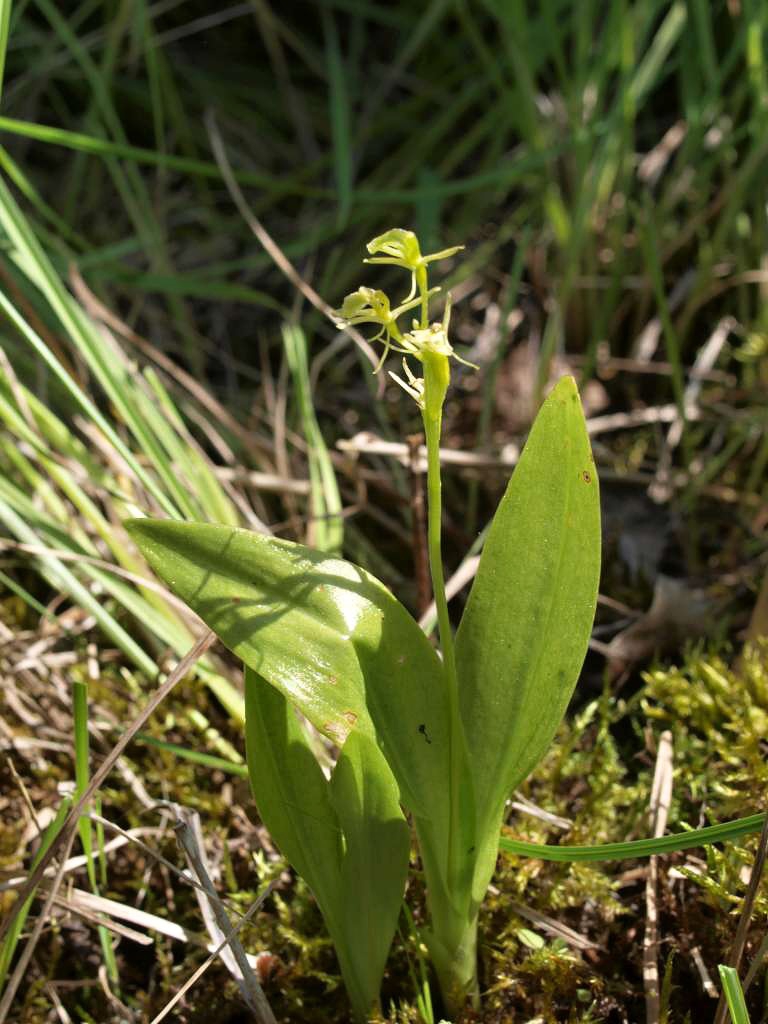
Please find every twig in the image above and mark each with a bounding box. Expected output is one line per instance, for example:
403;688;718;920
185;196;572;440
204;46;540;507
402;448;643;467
644;730;674;1024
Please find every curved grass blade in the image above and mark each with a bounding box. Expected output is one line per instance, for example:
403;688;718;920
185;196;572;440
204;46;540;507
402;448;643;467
500;812;767;862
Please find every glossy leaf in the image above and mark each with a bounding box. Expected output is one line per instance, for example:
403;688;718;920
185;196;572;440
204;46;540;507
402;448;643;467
244;668;342;904
455;375;600;897
124;520;450;828
328;710;412;1016
244;668;409;1021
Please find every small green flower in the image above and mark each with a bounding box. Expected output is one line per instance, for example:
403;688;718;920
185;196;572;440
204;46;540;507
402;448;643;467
337;286;394;327
365;228;464;300
396;295;475;365
385;296;477;415
336;285;433;371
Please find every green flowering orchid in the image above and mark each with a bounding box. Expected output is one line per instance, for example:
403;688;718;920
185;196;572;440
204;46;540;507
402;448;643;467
125;229;601;1021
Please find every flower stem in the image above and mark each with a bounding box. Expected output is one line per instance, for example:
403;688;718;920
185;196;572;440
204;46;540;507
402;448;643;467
416;264;480;1015
423;408;457;695
417;265;429;328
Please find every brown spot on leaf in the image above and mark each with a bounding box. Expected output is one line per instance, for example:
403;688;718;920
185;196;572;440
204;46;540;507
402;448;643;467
343;710;358;727
324;721;348;743
582;470;592;483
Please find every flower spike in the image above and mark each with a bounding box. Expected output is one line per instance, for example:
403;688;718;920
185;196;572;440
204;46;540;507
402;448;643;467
336;231;474;405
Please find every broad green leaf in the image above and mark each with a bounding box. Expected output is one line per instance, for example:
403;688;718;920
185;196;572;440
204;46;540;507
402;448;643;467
125;520;450;829
455;376;600;895
244;669;342;907
328;718;411;1018
244;669;409;1021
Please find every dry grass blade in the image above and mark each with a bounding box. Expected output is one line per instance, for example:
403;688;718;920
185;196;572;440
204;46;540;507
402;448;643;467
509;902;599;952
649;316;735;502
171;804;277;1023
43;981;72;1024
0;631;216;1019
66;884;273;968
49;892;154;945
644;729;673;1024
689;945;718;999
203;108;383;389
418;555;481;632
148;883;277;1024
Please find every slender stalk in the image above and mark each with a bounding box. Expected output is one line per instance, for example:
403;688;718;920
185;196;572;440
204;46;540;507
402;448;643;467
417;265;429;328
420;326;481;1009
423;409;458;700
422;403;480;1013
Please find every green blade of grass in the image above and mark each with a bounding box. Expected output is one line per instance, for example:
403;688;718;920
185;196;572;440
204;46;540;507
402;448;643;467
500;812;767;862
73;679;118;981
0;290;177;519
718;965;752;1024
132;732;248;776
322;8;353;229
0;0;11;105
0;115;330;196
282;323;343;553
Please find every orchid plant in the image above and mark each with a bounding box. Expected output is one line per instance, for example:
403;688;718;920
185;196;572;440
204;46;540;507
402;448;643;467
127;230;601;1020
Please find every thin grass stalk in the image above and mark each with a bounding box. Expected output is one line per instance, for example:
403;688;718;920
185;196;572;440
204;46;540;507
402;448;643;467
73;679;118;981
